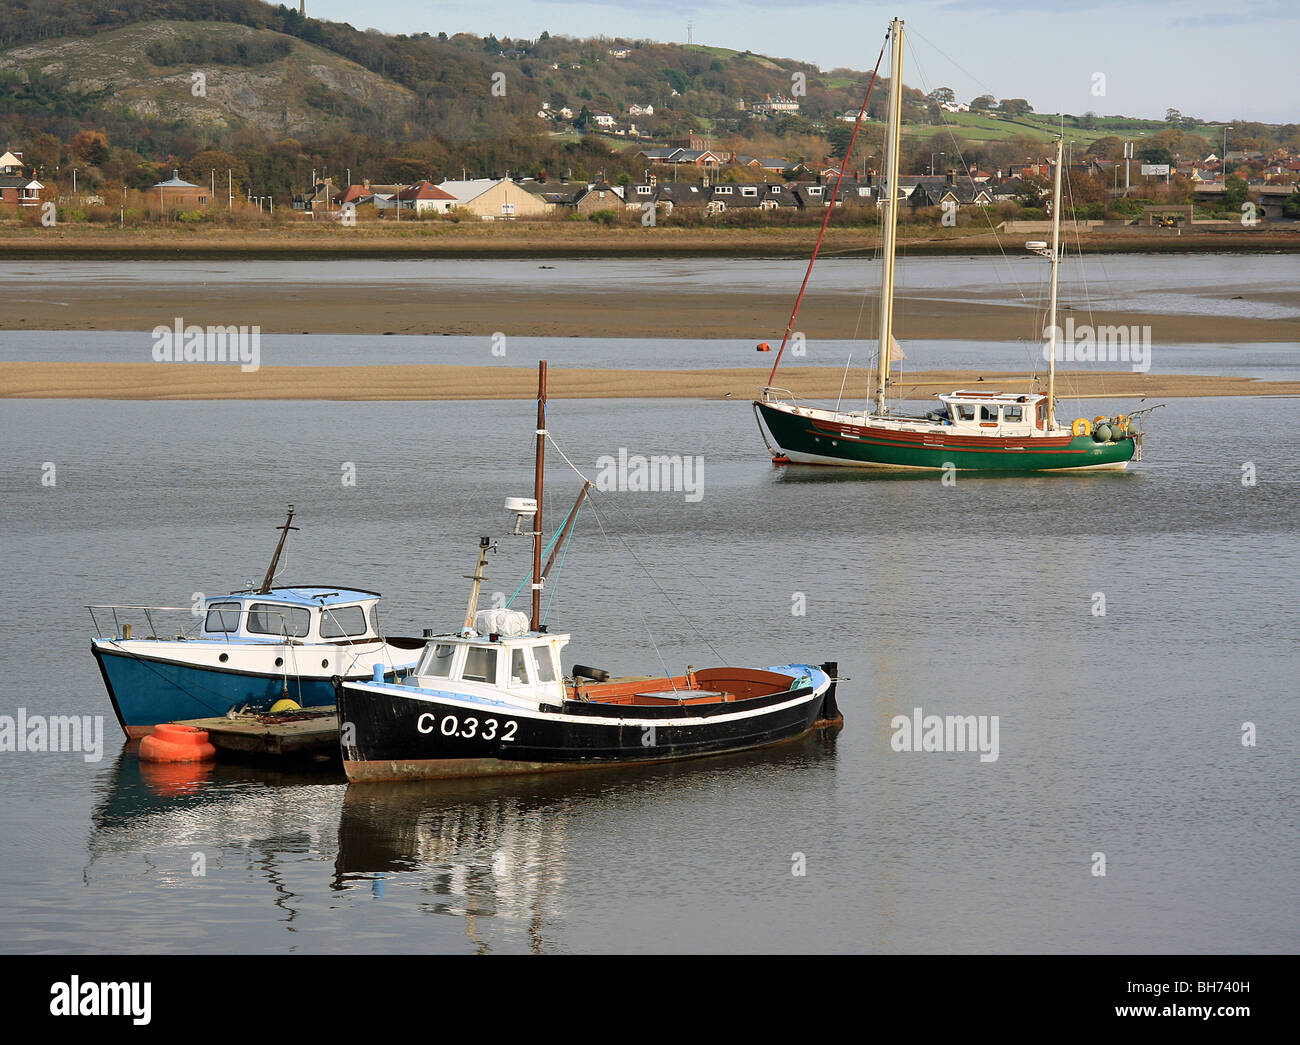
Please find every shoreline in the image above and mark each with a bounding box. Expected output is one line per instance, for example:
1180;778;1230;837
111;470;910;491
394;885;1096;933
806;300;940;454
3;362;1297;400
2;225;1298;260
2;284;1297;342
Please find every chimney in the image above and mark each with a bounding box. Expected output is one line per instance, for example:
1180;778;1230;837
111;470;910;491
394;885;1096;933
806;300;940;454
947;169;956;186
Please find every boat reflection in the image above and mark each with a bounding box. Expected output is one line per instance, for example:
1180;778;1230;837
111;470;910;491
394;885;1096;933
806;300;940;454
333;732;839;952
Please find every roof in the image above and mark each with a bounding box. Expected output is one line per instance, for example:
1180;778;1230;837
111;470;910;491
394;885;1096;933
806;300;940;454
153;170;199;189
940;390;1044;404
436;179;501;203
398;181;457;201
220;586;381;607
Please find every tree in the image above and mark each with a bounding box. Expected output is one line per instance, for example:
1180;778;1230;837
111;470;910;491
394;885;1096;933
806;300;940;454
970;94;995;111
70;129;109;166
1000;98;1033;116
1223;175;1248;210
1015;173;1050;208
1165;108;1182;125
1086;136;1124;161
1281;190;1300;219
928;87;956;107
829;124;854;159
1138;143;1174;166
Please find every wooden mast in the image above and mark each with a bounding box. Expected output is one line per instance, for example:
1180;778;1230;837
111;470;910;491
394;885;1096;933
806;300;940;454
873;18;904;417
258;505;298;594
531;361;547;632
1046;136;1064;431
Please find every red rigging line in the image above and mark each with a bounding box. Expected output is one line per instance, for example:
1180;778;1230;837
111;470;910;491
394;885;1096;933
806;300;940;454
766;30;891;388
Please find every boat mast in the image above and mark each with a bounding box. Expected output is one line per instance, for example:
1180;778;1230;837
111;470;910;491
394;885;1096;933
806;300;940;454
258;504;298;594
531;361;547;632
873;18;904;417
1046;137;1064;431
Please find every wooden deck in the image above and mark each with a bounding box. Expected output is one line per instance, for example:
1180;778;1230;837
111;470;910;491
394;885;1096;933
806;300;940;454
175;706;340;759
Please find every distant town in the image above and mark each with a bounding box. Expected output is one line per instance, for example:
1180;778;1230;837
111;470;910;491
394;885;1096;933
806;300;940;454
4;137;1298;231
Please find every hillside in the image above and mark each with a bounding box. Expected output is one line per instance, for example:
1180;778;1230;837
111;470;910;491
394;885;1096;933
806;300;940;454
0;20;416;139
0;0;1293;206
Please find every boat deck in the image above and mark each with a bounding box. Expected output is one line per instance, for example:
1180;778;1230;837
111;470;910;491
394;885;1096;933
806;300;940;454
175;706;340;759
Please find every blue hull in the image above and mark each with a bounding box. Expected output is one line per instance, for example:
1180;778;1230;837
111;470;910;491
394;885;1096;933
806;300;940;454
93;645;336;736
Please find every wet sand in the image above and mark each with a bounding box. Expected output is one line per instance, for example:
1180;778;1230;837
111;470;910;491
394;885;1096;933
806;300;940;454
3;362;1297;400
3;282;1298;342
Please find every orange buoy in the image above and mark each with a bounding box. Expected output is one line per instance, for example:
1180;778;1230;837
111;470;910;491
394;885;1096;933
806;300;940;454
140;722;217;763
756;342;772;352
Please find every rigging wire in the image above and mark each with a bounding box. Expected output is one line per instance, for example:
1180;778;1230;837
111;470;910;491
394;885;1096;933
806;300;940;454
765;29;890;387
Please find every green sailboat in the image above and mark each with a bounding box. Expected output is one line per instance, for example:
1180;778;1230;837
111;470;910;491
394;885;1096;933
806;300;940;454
754;17;1145;472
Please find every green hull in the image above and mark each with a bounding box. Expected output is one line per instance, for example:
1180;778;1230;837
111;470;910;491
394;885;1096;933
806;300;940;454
756;403;1135;472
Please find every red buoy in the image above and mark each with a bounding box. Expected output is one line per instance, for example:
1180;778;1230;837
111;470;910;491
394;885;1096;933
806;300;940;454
140;722;217;763
756;342;772;352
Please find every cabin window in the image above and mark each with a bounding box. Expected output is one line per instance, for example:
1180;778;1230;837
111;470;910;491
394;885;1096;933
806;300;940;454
509;648;532;687
246;602;311;638
462;646;498;684
955;404;976;421
204;602;242;633
320;605;368;638
979;405;998;421
1003;405;1023;422
421;642;456;678
532;647;558;684
370;604;380;634
741;186;757;197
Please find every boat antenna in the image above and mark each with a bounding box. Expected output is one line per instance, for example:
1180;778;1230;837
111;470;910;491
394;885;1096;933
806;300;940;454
531;361;547;632
763;30;889;390
258;504;298;594
872;17;905;417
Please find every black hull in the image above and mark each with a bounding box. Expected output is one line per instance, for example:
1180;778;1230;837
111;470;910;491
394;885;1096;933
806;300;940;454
336;679;833;782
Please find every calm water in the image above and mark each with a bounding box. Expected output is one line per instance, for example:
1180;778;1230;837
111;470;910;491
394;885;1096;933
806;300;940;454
0;394;1296;953
5;332;1300;382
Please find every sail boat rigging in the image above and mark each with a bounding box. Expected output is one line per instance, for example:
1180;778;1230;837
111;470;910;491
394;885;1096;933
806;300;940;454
754;17;1146;472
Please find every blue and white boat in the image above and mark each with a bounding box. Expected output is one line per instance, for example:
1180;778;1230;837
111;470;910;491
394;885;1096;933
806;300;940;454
90;508;423;737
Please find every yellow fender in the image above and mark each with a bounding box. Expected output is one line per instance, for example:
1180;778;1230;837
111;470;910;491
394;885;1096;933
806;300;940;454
1072;417;1092;437
1092;415;1109;427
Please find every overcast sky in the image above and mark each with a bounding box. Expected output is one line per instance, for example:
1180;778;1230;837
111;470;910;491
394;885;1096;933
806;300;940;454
300;0;1297;125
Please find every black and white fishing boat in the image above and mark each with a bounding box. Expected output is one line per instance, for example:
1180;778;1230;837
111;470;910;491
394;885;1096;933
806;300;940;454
335;362;842;782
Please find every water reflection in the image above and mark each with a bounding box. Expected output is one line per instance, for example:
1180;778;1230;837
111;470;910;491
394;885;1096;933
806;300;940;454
334;733;839;952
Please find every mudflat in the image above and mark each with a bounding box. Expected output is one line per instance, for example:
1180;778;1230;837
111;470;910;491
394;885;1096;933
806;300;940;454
3;362;1297;400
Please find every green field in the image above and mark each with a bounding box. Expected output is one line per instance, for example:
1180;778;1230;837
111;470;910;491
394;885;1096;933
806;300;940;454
897;110;1228;147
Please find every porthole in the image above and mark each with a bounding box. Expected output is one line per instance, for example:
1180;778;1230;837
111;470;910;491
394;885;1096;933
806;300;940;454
274;657;284;667
321;659;329;668
218;653;229;663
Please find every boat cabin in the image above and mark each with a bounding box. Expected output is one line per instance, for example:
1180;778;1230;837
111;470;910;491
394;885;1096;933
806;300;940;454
407;631;571;709
200;587;383;644
934;391;1047;434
